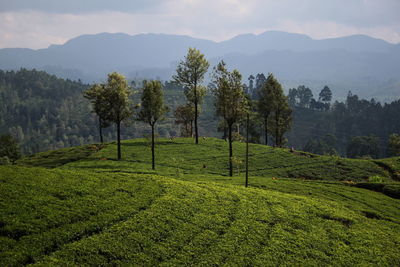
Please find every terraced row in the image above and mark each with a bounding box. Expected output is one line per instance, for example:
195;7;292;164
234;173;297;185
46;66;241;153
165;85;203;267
0;166;164;266
2;166;399;266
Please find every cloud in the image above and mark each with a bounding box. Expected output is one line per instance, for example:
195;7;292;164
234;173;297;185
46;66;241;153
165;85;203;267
0;0;165;14
0;0;399;49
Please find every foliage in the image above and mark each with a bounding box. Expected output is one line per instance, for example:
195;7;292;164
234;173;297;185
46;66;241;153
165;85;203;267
319;86;332;103
0;134;21;163
303;134;338;155
368;175;384;183
257;75;274;145
83;83;110;143
2;68;400;158
0;69;94;154
347;135;380;159
264;74;292;147
138;80;168;126
173;48;209;144
388;133;400;156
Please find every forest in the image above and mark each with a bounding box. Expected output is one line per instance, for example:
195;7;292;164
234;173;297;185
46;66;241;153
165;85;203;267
1;51;399;159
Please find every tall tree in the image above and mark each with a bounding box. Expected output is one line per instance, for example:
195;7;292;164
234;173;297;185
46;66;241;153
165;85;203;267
255;73;267;91
212;61;248;176
266;74;292;147
138;80;168;170
297;85;313;108
319;85;333;110
257;74;275;145
83;83;110;143
319;86;332;103
173;48;209;144
248;75;255;92
102;72;132;160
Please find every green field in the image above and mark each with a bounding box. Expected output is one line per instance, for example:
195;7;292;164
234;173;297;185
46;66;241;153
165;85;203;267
1;138;400;266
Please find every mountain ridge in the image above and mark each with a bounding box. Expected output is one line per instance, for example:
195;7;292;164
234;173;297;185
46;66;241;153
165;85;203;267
1;30;400;100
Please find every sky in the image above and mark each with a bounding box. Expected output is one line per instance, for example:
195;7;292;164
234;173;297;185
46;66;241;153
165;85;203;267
0;0;399;49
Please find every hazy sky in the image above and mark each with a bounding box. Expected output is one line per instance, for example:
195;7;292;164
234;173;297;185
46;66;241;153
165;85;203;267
1;0;399;49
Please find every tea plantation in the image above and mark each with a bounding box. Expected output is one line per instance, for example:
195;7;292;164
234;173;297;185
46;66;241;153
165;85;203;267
1;138;400;266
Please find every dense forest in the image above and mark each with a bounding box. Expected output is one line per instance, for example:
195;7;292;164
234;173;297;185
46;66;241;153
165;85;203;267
1;68;399;158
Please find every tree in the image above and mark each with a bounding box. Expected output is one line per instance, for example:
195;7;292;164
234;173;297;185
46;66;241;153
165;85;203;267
346;135;380;158
83;83;110;143
257;74;275;145
212;61;248;176
102;72;132;160
319;85;332;110
265;74;292;147
174;104;195;137
0;134;21;163
173;48;209;144
388;133;400;156
287;88;298;107
296;85;313;108
137;80;168;170
303;134;337;155
248;75;255;93
319;86;332;103
255;73;267;91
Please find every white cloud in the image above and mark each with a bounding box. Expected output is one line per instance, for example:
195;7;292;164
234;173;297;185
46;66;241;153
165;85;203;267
0;0;399;49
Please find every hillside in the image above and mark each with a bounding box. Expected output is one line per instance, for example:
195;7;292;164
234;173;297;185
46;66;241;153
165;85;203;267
2;138;400;265
37;138;396;182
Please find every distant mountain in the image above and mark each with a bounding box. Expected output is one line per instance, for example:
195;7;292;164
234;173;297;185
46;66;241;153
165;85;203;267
1;31;400;100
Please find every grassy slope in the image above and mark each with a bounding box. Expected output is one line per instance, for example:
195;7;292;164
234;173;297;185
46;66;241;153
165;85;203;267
2;138;400;265
1;166;399;266
62;138;394;182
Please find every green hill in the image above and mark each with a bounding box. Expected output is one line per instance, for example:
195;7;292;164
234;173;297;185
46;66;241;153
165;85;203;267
2;138;400;265
21;137;399;182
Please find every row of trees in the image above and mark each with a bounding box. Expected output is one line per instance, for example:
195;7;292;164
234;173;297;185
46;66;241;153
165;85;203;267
288;90;400;158
84;48;292;176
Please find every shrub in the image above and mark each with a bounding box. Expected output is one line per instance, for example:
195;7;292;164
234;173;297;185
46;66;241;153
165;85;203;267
368;175;383;183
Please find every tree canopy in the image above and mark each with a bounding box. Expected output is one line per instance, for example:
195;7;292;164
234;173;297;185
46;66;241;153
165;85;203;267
173;48;209;144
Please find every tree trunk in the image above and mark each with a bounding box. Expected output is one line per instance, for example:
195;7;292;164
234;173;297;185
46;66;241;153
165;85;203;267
99;116;103;143
228;123;233;177
151;123;155;170
245;113;249;187
194;82;199;144
117;120;121;160
264;116;268;146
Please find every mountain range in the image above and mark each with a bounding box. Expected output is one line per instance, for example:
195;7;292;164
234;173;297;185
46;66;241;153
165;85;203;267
1;31;400;100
